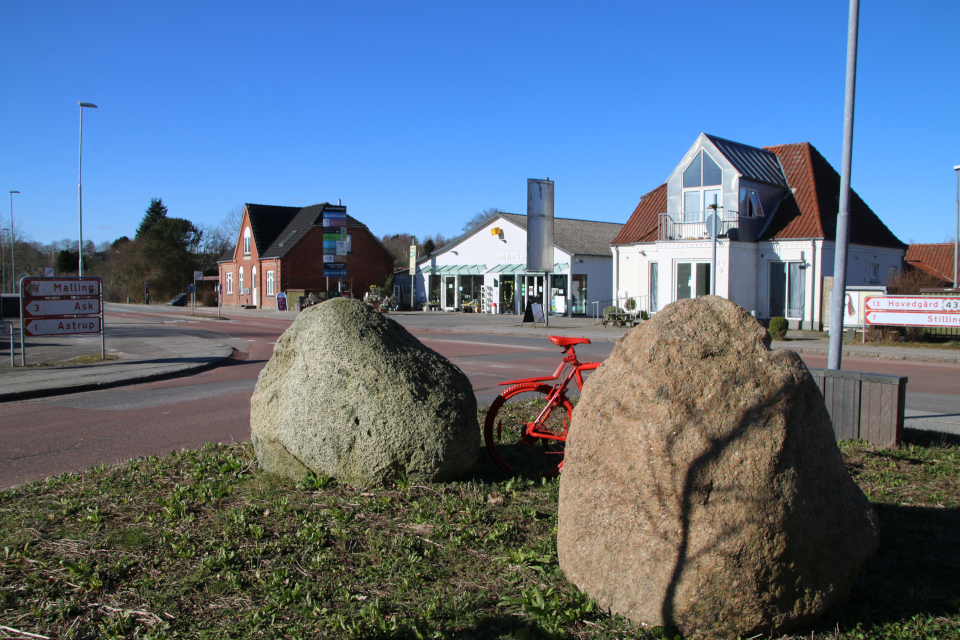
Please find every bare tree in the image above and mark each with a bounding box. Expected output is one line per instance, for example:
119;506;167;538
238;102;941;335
461;207;505;233
219;205;244;244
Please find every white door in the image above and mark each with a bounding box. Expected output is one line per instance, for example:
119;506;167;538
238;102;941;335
252;267;258;307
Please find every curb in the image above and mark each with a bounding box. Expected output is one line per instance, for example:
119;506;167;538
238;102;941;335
784;345;960;364
0;352;233;403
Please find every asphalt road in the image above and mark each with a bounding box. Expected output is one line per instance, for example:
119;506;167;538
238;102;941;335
1;307;958;488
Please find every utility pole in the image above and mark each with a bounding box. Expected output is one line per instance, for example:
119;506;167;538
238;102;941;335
827;0;860;371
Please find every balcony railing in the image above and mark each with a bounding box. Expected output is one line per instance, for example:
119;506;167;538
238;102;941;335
658;211;740;241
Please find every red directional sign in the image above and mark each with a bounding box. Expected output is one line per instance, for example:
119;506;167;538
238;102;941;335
864;310;960;327
23;298;100;317
25;318;102;336
22;278;100;298
864;296;960;313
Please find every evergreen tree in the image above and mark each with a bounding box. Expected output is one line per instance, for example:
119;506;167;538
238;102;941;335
136;198;169;238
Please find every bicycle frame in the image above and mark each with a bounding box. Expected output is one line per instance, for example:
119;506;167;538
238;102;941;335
498;344;600;443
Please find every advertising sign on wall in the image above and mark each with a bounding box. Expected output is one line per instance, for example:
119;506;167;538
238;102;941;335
322;205;348;278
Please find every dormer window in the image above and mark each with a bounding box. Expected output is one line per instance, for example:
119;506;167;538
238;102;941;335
682;150;722;223
243;227;251;255
738;187;765;218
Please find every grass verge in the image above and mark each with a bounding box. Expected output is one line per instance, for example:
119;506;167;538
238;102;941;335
32;354;120;367
1;425;958;639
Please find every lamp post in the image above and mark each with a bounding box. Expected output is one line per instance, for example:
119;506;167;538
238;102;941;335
78;101;98;276
954;164;959;289
1;227;6;294
9;191;18;292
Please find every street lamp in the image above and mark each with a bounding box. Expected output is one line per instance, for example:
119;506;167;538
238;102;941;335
1;227;6;294
78;101;98;276
9;191;18;292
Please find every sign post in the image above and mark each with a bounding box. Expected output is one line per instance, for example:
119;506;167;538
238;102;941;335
409;245;417;310
19;276;104;366
193;271;203;314
322;205;348;296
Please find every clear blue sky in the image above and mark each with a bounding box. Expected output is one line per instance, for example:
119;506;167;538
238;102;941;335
1;1;957;249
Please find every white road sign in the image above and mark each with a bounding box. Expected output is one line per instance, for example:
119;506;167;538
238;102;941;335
864;310;960;327
23;278;100;297
24;298;100;317
25;317;102;336
864;296;960;312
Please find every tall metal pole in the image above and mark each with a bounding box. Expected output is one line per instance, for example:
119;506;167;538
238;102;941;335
954;165;959;289
709;197;719;296
1;228;6;294
827;0;860;371
9;191;18;290
78;102;98;276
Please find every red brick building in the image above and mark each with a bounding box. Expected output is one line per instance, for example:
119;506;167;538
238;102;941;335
218;203;395;309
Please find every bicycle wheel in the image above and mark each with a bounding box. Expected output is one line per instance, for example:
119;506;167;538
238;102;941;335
484;383;573;478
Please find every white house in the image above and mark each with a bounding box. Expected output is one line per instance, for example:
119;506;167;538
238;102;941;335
612;134;907;329
414;213;623;315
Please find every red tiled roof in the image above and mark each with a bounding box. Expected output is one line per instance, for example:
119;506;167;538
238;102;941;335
905;243;956;282
612;141;906;250
611;183;666;245
761;143;905;249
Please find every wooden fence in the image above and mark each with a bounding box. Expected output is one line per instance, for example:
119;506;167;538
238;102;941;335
807;368;907;447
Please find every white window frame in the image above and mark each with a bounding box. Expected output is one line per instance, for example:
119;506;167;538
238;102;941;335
243;227;251;255
768;261;806;319
267;270;275;296
682;150;723;224
225;272;234;295
675;261;711;301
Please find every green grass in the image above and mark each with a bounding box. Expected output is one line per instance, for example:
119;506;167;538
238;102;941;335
1;423;958;639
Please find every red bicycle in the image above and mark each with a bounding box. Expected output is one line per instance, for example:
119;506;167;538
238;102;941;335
484;336;601;477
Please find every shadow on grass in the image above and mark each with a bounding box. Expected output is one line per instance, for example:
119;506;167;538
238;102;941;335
821;503;960;632
902;428;960;448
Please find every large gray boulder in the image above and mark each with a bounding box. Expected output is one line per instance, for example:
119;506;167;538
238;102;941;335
557;296;879;640
251;298;479;487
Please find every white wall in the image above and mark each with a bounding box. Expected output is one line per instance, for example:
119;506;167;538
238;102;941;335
415;217;611;314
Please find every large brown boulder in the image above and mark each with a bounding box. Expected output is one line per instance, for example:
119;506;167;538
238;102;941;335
250;298;479;488
557;296;878;639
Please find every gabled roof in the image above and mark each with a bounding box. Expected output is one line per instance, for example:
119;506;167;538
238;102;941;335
612;184;666;245
245;203;375;259
760;143;905;249
905;243;956;282
706;134;787;187
498;213;624;256
613;139;906;250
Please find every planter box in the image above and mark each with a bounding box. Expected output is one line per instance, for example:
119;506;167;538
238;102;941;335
807;368;907;447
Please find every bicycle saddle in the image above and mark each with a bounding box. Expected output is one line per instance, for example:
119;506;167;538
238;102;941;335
549;336;591;347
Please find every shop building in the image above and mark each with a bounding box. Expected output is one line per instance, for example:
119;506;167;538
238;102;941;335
414;213;623;315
